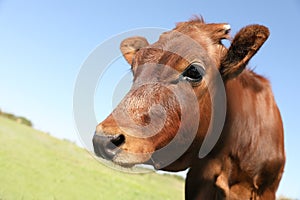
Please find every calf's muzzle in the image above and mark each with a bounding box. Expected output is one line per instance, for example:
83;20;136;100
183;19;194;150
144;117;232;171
92;133;125;160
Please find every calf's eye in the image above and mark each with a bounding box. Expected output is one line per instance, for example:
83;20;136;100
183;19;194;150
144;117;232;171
181;63;205;83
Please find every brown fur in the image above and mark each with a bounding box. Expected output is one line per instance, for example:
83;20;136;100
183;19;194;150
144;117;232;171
93;17;285;200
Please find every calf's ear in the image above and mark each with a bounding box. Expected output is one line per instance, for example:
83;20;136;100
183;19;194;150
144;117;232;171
220;25;270;80
120;36;149;65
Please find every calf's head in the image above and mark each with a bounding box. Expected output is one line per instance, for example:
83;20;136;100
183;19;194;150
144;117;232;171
93;18;269;170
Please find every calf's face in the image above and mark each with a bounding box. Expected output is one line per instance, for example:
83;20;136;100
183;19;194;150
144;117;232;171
92;19;270;170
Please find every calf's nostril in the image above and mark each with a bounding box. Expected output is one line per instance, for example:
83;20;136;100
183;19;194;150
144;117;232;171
107;134;126;151
92;133;125;160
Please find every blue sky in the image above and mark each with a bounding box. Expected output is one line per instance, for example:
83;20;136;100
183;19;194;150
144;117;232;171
0;0;299;198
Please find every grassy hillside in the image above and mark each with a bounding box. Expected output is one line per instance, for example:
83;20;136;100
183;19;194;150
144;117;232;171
0;110;32;127
0;116;184;200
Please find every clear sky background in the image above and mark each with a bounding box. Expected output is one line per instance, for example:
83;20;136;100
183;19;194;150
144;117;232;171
0;0;299;198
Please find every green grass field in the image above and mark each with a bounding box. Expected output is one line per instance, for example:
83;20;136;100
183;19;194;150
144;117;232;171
0;116;184;200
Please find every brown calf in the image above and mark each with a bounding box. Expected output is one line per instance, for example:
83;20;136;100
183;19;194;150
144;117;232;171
93;17;285;200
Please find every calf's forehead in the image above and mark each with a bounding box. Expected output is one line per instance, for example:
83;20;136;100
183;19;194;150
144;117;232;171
134;31;213;72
